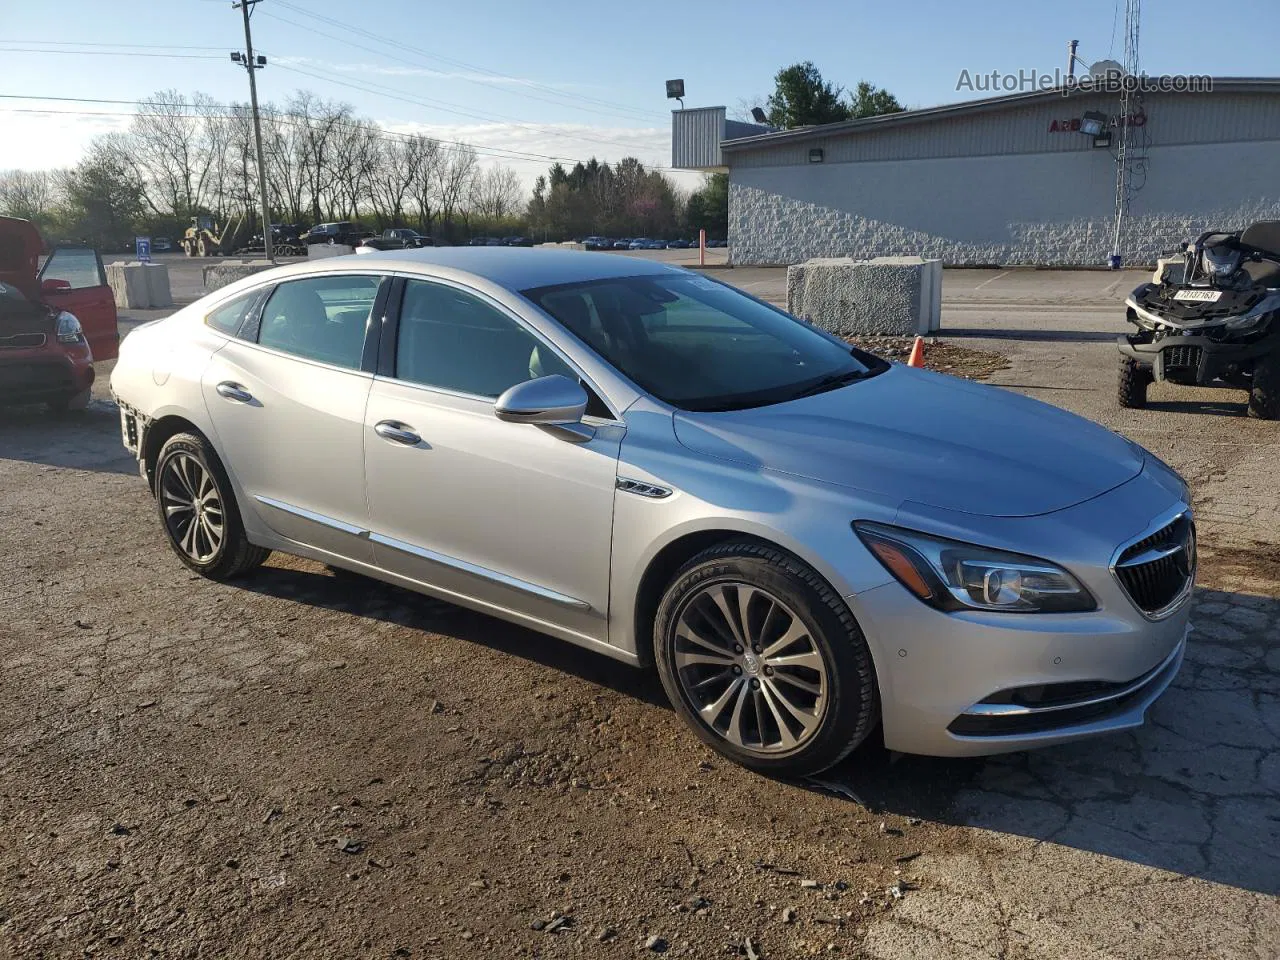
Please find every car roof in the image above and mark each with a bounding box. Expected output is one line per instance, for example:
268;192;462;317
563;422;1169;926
296;246;684;291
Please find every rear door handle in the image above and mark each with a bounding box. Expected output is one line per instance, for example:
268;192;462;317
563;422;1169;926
374;420;421;446
216;381;255;404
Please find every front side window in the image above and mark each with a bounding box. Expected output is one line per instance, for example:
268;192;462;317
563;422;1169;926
256;274;380;369
40;247;106;290
524;273;884;411
394;279;576;398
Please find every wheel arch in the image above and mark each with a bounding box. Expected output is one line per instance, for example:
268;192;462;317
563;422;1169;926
141;414;206;492
628;523;859;670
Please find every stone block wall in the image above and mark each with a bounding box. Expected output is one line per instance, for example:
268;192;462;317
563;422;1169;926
728;140;1280;266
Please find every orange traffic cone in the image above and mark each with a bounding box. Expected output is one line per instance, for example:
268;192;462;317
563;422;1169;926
907;336;925;368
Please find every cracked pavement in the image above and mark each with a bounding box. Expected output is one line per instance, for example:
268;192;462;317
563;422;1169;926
0;264;1277;958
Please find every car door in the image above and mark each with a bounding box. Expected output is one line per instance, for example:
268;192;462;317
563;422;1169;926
363;276;623;645
37;246;118;361
200;272;388;564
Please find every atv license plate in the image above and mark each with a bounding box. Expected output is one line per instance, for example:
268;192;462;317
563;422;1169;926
1173;289;1222;302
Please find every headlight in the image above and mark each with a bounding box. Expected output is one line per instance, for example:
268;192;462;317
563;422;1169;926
854;522;1096;614
55;310;84;344
1201;245;1242;278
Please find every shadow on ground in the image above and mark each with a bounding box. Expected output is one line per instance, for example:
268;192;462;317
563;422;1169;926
0;400;136;475
945;327;1118;343
237;561;1280;897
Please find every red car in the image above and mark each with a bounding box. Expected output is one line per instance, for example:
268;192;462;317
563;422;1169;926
0;216;118;412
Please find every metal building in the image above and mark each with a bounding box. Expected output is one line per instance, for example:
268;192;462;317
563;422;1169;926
670;80;1280;266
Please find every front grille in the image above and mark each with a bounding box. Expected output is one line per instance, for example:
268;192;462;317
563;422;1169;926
1162;345;1201;371
0;332;46;349
1113;512;1195;617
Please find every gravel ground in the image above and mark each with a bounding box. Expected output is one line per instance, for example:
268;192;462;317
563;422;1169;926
1;263;1277;958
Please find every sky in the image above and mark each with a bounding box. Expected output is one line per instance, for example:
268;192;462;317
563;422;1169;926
3;0;1277;191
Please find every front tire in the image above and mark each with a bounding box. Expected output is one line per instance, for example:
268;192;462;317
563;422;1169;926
1248;354;1280;420
653;540;879;777
154;431;269;580
1118;356;1152;409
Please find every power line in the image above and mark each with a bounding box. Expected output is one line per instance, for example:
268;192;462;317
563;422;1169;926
0;47;229;60
1;39;230;50
266;1;666;124
265;57;667;158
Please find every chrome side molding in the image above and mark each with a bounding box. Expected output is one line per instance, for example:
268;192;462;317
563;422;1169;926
252;495;590;611
368;532;590;611
254;495;369;537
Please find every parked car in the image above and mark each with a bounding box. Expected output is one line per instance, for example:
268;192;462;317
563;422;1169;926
110;248;1193;775
0;216;119;412
1119;220;1280;419
667;239;690;249
362;228;433;251
304;222;370;247
502;236;535;247
612;239;631;250
583;236;610;251
152;237;173;253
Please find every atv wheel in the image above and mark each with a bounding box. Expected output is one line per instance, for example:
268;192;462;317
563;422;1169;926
1118;356;1152;409
197;238;209;257
1248;355;1280;420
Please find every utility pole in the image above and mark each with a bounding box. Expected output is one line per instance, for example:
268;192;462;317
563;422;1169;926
1110;0;1141;268
1066;39;1079;80
231;0;273;260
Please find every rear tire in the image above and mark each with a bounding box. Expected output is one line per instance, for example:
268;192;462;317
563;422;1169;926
653;539;879;778
154;431;269;580
1118;356;1152;409
1248;354;1280;420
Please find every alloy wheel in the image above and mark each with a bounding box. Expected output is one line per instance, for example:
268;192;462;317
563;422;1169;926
159;452;224;563
672;582;829;755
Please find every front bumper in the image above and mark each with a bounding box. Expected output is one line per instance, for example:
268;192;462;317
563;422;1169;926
0;344;94;405
848;466;1193;758
1118;328;1278;385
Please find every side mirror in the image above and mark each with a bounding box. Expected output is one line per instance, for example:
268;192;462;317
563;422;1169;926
41;278;71;294
495;374;588;425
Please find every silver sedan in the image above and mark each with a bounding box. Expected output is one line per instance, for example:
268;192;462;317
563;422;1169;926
110;249;1193;776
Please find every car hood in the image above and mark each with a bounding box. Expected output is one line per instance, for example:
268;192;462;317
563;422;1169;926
0;215;42;300
672;365;1143;518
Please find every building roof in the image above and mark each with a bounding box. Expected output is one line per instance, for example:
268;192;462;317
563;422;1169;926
720;77;1280;152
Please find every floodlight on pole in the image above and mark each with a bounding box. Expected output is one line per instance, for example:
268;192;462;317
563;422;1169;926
665;78;685;109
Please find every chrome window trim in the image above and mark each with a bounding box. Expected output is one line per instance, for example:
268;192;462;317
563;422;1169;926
1108;503;1196;621
961;635;1186;718
387;271;625;424
368;532;590;610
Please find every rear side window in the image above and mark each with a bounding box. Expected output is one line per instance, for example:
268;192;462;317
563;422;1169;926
205;290;259;336
257;275;381;370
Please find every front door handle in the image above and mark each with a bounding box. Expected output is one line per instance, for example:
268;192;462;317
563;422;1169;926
216;381;255;404
374;420;421;446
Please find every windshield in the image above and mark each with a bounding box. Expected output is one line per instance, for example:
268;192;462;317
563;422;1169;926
523;273;884;411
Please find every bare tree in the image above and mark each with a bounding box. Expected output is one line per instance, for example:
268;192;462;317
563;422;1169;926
0;169;58;221
470;166;524;223
404;134;442;234
434;144;478;240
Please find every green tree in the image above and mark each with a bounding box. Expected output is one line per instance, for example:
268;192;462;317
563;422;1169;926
849;81;903;119
686;172;728;239
766;62;850;128
57;142;147;248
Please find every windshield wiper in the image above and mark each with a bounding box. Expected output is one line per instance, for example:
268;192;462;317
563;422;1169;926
787;368;868;400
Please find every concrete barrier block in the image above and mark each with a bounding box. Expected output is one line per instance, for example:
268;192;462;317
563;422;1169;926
142;262;172;308
105;261;154;309
786;256;943;336
307;243;354;260
203;259;278;293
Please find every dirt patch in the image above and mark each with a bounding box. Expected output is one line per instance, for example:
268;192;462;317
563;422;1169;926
1195;535;1280;597
847;336;1010;382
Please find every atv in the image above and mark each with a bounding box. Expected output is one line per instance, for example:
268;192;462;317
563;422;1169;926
1118;220;1280;419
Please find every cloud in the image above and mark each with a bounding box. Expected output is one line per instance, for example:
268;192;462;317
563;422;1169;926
274;56;590;91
